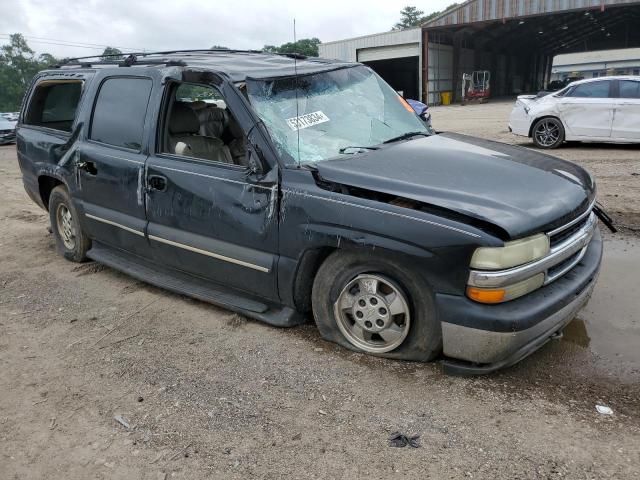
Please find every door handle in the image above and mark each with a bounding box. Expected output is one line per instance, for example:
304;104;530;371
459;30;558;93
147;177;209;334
76;160;97;175
147;175;167;192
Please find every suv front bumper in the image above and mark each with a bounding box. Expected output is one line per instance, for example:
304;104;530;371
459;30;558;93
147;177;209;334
437;228;602;374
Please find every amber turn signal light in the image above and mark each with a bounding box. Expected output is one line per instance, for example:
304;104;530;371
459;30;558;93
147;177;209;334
466;286;506;304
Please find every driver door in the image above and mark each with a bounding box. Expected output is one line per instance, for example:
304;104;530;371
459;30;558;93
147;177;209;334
144;77;279;299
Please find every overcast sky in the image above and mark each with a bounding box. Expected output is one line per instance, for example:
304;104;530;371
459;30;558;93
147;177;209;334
1;0;453;58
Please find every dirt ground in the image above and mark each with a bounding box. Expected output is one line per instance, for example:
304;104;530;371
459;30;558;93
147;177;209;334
1;105;640;480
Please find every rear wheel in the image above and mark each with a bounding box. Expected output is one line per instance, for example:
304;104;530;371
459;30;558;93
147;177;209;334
49;185;91;262
311;251;441;361
532;117;565;149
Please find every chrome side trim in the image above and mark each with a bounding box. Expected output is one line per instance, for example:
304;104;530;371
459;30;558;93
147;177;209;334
85;213;145;237
281;189;482;238
154;165;274;190
147;235;270;273
547;200;595;237
468;213;596;288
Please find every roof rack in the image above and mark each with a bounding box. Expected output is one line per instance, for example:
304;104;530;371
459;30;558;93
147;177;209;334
52;49;267;68
52;48;310;69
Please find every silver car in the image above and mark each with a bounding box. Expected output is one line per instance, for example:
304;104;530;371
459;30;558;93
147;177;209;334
0;118;17;145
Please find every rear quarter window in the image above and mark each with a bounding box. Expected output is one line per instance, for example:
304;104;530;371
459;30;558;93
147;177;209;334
90;77;153;151
24;80;83;132
619;80;640;99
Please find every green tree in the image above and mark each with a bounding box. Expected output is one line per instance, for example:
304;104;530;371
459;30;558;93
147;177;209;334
100;46;123;61
0;34;57;111
392;4;460;30
423;3;460;22
392;6;425;30
262;38;321;57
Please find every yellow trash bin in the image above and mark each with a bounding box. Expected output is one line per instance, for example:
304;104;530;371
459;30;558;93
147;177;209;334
441;91;452;105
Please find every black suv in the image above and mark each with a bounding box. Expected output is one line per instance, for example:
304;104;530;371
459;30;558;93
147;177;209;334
16;50;603;373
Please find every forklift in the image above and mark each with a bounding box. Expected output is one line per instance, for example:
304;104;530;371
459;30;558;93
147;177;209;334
461;71;491;105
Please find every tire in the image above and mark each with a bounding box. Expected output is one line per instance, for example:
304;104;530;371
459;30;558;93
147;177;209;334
48;185;91;262
311;250;441;362
531;117;565;149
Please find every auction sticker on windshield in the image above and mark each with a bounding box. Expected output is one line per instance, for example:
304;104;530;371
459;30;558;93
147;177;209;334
286;111;330;131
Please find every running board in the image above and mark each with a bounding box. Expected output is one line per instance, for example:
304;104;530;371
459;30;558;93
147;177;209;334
87;242;305;327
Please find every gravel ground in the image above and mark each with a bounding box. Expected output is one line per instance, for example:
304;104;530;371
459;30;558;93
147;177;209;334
1;108;639;480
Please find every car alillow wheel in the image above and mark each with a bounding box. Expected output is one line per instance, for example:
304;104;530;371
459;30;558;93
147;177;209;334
312;250;442;361
334;274;410;353
532;117;565;149
49;185;91;262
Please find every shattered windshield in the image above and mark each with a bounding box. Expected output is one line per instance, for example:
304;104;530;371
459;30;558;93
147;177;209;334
246;66;427;165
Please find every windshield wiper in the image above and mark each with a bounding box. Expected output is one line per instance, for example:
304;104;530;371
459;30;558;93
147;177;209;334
339;146;380;154
383;131;430;144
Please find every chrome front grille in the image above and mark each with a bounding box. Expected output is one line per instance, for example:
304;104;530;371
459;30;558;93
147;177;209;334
548;206;594;249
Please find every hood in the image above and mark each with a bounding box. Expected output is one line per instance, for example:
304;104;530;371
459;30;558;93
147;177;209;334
315;133;595;239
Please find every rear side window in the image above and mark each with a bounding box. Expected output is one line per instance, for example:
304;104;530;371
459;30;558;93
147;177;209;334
25;80;82;132
619;80;640;99
90;77;153;150
567;81;610;98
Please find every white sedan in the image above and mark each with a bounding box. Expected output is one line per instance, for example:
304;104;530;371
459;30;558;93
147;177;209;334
509;76;640;149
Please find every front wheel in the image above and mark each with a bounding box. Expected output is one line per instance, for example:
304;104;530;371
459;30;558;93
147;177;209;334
311;251;442;361
532;117;565;149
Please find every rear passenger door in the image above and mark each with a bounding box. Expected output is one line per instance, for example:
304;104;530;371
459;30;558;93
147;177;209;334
76;74;157;257
557;80;614;138
611;79;640;141
144;79;279;299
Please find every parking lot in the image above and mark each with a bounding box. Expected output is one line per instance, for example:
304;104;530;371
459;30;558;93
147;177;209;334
1;102;639;479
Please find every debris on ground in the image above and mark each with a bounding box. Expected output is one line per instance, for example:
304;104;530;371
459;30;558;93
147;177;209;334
168;443;193;461
596;404;614;415
388;431;421;448
114;414;131;429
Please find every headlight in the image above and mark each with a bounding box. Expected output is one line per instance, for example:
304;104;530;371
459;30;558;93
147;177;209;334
470;233;550;270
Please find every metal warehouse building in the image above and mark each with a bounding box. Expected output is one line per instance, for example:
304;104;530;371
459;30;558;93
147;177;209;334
319;0;640;104
551;47;640;79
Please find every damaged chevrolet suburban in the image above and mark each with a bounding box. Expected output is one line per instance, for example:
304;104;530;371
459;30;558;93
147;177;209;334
17;50;606;373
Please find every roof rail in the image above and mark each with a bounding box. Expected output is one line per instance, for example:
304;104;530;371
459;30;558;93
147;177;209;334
51;48;311;69
53;48;267;67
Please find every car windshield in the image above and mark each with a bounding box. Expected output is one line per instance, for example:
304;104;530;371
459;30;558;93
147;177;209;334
246;66;428;165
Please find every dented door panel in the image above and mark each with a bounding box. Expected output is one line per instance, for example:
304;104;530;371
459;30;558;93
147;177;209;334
144;155;278;299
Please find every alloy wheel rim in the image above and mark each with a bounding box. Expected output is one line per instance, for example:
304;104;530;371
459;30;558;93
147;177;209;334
535;120;560;147
333;274;410;353
56;204;76;250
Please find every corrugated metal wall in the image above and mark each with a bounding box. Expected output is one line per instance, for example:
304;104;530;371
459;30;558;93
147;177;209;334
319;29;423;99
424;0;639;27
319;29;422;62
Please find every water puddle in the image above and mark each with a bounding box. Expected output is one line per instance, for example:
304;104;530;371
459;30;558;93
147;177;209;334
560;235;640;370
